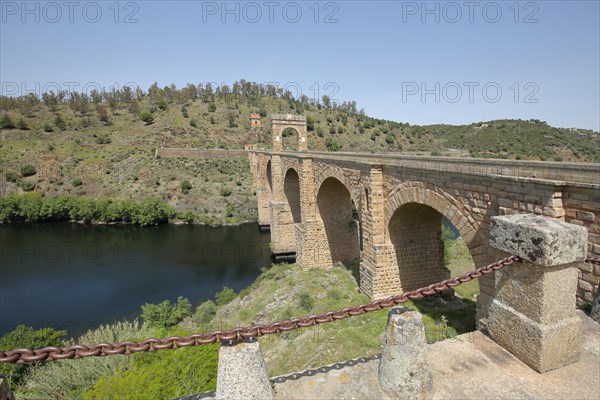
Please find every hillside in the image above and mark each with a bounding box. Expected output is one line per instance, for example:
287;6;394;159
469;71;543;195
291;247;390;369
1;80;598;223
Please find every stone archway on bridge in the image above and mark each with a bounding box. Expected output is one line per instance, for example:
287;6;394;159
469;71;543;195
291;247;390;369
314;176;362;269
284;167;301;224
271;114;307;152
384;186;485;292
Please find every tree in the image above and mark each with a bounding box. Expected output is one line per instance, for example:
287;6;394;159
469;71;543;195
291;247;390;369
140;111;155;125
226;110;237;128
208;102;217;112
322;95;331;109
141;296;192;329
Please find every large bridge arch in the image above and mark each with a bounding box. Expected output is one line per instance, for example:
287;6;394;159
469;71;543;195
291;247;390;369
314;176;362;268
384;185;486;292
283;167;301;224
315;165;363;210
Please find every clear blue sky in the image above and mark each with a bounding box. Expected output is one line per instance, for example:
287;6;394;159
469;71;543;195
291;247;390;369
1;0;599;130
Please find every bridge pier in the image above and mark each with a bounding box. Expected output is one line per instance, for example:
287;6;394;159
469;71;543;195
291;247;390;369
269;155;297;259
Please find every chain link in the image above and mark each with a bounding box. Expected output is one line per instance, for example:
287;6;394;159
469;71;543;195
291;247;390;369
4;254;596;365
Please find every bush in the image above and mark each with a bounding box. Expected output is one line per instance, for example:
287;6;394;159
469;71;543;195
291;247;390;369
178;211;195;223
325;138;341;152
0;114;16;129
190;118;197;127
215;287;236;306
54;115;67;130
298;292;314;311
141;297;192;329
72;178;83;186
20;164;37;177
208;103;217;112
193;300;217;325
220;187;232;197
16;118;29;130
42;123;54;132
139;111;155;124
94;134;111;144
181;180;192;194
19;180;35;191
83;337;218;400
5;172;19;182
0;325;66;386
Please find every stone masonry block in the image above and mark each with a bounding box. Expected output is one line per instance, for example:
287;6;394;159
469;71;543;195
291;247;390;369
490;214;588;266
487;300;580;373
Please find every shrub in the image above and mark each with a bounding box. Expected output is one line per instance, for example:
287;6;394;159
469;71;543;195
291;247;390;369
208;103;217;112
220;187;232;197
190;118;197;127
139;111;155;124
72;178;83;186
215;287;236;306
54;115;67;130
0;325;66;386
141;297;192;329
83;337;218;399
47;143;54;151
180;180;192;194
298;292;314;311
325;138;341;152
178;211;195;223
193;300;217;325
20;164;37;177
5;172;19;182
0;114;16;129
16;118;29;130
42;123;54;132
19;180;35;191
94;134;111;144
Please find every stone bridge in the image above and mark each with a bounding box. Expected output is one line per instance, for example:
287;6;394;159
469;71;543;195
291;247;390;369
248;114;600;317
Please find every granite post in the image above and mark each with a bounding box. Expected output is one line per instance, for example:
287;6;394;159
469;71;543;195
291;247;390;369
487;214;587;373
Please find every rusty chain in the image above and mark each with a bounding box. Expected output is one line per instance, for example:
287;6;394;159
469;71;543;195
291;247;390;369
1;254;596;364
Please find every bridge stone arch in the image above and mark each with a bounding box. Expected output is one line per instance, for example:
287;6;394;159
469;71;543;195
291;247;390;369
314;176;362;268
256;155;273;228
283;167;301;224
383;185;486;293
271;114;307;152
315;165;363;211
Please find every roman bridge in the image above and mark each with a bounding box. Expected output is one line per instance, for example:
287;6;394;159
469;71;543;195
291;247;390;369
248;114;600;317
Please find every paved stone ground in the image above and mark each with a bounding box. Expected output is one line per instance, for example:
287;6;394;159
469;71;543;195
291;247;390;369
272;311;599;400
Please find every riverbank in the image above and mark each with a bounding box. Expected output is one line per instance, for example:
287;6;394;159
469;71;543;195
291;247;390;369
0;192;258;227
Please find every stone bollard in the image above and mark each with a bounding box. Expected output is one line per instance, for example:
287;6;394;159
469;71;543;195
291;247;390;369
487;214;588;373
378;307;432;400
215;338;274;400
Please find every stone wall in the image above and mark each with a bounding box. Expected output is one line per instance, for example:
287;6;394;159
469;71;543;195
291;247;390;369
155;148;247;159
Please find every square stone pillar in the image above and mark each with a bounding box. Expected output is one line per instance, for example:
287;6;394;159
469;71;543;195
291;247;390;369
487;214;588;373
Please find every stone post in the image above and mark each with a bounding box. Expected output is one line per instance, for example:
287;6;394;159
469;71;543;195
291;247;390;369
378;307;432;400
487;214;588;373
215;339;274;400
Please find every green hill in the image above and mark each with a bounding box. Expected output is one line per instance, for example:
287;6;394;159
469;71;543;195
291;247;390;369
1;80;598;223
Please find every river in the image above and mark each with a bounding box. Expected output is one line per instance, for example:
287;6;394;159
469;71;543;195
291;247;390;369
0;222;271;338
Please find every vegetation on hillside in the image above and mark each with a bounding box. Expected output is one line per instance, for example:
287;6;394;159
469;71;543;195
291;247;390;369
1;80;598;225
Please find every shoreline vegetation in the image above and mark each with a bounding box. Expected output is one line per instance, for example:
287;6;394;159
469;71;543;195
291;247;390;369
0;192;256;227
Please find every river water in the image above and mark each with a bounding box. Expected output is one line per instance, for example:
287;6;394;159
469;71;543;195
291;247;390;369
0;223;271;337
